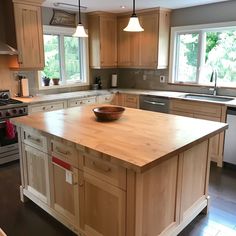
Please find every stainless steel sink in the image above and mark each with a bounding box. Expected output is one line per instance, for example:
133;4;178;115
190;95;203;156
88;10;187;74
182;94;234;102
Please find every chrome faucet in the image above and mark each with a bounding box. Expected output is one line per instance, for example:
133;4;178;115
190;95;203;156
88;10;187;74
209;69;218;96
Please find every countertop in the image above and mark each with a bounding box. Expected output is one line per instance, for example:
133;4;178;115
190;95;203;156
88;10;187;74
14;90;113;104
14;89;236;107
12;105;227;172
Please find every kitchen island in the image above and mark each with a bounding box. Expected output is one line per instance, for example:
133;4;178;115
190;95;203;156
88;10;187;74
12;105;227;236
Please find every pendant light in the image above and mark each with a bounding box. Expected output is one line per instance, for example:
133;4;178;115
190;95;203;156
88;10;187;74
123;0;144;32
73;0;88;37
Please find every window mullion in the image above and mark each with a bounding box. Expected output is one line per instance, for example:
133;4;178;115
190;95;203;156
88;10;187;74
196;31;204;84
60;35;66;84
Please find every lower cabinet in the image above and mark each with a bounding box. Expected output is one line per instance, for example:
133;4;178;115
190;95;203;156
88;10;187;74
113;93;139;108
68;97;96;108
170;99;227;167
23;144;50;205
50;156;79;226
79;171;126;236
28;100;67;114
97;94;114;104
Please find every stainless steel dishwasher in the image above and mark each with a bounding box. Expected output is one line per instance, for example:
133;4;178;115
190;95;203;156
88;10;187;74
139;95;169;113
224;107;236;165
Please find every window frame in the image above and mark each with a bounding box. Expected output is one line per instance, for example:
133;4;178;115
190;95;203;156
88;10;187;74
169;21;236;87
38;25;89;90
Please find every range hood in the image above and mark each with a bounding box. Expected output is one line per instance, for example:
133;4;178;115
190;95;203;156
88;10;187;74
0;41;18;55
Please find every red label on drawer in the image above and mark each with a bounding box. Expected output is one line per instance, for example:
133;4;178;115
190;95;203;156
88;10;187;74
52;156;71;170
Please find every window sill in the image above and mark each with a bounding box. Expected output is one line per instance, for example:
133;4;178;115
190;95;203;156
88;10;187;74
168;82;236;90
38;82;90;91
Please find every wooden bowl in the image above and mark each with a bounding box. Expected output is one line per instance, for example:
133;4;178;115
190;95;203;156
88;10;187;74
93;106;125;121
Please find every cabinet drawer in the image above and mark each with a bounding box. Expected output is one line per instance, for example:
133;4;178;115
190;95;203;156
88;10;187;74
51;140;80;169
29;101;65;113
68;97;96;108
97;94;114;104
123;94;139;108
23;128;47;152
124;94;138;103
83;154;126;190
170;99;222;118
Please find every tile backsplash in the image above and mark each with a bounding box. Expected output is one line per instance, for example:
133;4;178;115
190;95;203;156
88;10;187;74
117;68;236;97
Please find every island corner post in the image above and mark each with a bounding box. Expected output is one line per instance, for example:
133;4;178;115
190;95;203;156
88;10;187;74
12;106;227;236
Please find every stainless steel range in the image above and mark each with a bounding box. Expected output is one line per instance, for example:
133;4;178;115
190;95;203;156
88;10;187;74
0;90;28;165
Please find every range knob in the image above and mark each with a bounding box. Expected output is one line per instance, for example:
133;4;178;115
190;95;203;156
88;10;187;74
19;109;24;115
12;109;17;114
5;111;10;117
0;112;2;117
0;93;9;100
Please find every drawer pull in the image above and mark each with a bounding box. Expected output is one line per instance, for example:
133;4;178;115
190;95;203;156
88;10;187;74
55;147;70;156
92;161;111;172
27;135;40;143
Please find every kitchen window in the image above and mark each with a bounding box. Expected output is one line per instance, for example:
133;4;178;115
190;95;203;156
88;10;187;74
38;25;89;89
169;22;236;87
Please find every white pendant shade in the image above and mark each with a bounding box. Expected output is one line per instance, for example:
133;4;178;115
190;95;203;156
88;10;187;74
73;0;88;38
124;16;144;32
73;24;88;37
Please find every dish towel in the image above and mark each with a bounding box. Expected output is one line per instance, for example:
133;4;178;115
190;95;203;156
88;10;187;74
5;120;16;139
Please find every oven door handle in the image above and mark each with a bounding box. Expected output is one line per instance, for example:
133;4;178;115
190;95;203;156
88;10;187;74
143;100;165;106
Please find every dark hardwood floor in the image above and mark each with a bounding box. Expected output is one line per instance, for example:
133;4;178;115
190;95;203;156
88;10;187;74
0;161;236;236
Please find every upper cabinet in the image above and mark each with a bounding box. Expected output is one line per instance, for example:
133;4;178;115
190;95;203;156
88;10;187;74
88;12;117;69
117;8;171;69
3;0;45;70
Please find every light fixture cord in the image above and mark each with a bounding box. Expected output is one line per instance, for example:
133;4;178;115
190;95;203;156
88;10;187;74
132;0;136;16
78;0;81;24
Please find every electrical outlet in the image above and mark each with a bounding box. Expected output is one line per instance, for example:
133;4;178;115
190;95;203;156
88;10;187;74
143;74;147;80
160;75;165;83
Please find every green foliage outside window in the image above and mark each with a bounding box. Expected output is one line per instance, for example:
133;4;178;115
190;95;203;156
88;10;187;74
178;29;236;84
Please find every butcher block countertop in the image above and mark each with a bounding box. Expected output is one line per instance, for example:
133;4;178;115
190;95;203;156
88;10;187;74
12;105;227;172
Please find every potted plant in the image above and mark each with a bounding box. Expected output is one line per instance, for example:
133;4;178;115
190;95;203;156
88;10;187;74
52;78;60;85
42;76;50;86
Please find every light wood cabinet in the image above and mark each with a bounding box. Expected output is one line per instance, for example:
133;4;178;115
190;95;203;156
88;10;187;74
23;144;50;204
170;99;227;167
9;0;44;69
117;17;131;67
88;12;117;68
114;93;139;108
28;101;67;114
117;8;170;69
50;157;79;227
79;171;126;236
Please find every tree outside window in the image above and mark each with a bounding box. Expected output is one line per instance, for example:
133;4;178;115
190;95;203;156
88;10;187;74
171;24;236;86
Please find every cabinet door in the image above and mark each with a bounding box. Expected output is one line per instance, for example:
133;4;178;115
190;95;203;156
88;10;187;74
100;15;117;67
13;3;44;69
79;171;126;236
24;144;50;204
193;114;223;165
139;13;158;68
123;94;139;108
117;17;131;67
50;157;79;226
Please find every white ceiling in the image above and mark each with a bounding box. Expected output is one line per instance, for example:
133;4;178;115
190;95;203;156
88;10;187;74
43;0;229;13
